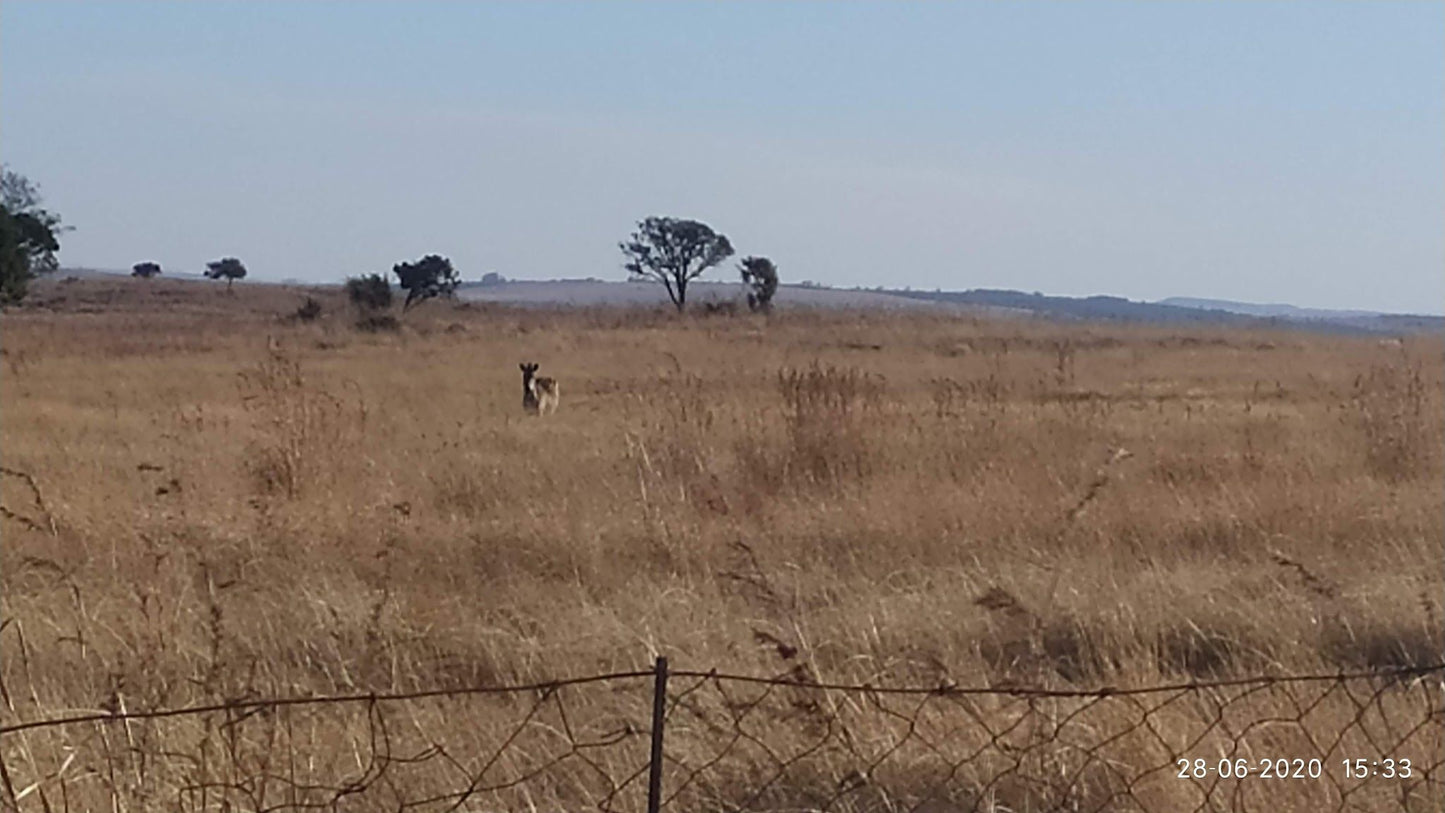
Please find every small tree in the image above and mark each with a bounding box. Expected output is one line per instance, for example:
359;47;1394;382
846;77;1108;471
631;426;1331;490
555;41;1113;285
205;257;247;289
739;256;779;313
132;261;162;279
1;167;67;305
345;273;394;312
620;216;733;312
392;254;459;311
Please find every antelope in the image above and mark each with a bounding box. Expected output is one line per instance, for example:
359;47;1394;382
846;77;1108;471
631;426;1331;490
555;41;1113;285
519;362;559;416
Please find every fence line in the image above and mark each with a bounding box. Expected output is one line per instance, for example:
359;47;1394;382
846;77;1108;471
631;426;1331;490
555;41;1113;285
3;660;1442;812
7;663;1439;737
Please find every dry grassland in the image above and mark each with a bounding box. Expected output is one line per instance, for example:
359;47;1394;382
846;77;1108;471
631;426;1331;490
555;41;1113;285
1;278;1441;811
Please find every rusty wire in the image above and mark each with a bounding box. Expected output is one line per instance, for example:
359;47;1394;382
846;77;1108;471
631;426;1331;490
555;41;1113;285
1;663;1440;812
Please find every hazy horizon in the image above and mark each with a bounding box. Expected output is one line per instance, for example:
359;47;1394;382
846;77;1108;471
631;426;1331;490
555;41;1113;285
3;2;1441;314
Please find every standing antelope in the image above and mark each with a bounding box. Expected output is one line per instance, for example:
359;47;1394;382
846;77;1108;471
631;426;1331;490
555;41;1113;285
520;362;560;416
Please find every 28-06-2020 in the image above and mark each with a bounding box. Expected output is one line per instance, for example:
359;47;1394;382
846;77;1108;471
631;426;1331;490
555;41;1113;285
1176;758;1412;780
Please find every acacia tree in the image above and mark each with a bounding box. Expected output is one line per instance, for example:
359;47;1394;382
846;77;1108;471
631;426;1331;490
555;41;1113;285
619;217;733;312
392;254;459;311
132;261;162;279
1;167;67;305
205;257;247;289
739;256;779;313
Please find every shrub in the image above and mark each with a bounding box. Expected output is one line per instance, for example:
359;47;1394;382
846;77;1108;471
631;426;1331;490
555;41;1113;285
739;256;779;313
346;273;393;312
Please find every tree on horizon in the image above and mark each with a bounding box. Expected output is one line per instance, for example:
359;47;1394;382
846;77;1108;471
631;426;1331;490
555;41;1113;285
620;216;734;312
205;257;247;290
392;254;459;311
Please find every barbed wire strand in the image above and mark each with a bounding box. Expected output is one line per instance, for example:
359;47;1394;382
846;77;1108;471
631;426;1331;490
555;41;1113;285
5;663;1439;736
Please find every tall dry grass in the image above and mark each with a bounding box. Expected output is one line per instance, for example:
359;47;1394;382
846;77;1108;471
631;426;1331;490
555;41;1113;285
1;278;1441;810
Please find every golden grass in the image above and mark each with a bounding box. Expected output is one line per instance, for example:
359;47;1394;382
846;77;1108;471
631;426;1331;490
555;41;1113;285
1;277;1441;810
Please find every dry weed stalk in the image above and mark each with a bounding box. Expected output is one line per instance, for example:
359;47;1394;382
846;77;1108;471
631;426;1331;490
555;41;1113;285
237;349;359;499
1063;447;1133;523
0;467;57;536
1345;358;1433;482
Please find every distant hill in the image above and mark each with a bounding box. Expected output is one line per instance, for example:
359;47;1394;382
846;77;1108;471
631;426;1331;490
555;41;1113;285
885;288;1440;335
886;288;1266;327
1160;297;1381;320
1158;297;1444;334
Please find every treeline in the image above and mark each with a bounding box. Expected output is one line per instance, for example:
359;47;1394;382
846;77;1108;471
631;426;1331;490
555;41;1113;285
1;174;785;318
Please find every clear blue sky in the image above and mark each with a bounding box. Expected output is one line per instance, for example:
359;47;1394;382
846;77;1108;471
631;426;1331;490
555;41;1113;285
3;2;1440;313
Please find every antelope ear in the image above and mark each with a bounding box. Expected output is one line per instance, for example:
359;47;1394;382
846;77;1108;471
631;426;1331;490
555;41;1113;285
520;363;528;372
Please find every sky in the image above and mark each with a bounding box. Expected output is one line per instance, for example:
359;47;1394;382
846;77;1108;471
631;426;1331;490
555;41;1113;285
2;2;1441;313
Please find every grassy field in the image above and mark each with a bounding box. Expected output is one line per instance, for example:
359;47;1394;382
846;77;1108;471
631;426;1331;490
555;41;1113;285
2;277;1441;811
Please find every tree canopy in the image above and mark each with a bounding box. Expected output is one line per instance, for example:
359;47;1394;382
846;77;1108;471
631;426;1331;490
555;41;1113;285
392;254;459;311
1;167;66;305
205;257;248;289
620;217;734;312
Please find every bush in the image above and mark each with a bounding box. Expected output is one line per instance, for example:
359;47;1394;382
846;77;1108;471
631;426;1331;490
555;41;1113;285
346;274;393;312
739;256;779;313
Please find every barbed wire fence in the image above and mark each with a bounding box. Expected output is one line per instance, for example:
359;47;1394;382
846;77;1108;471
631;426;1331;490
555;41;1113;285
2;660;1441;812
